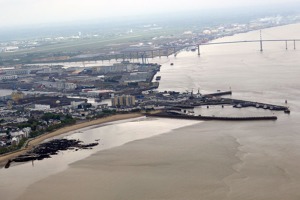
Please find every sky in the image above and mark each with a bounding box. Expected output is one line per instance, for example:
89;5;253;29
0;0;299;27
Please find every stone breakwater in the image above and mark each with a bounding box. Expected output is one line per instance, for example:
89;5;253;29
147;112;278;121
5;138;98;169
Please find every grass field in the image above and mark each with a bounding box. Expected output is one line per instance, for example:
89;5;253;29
0;27;185;58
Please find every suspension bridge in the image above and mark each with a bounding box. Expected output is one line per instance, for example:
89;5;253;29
119;36;300;63
79;31;300;63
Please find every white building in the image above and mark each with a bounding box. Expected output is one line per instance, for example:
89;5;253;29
95;63;137;74
0;141;5;147
71;100;86;108
4;46;19;52
202;30;212;35
22;127;31;138
5;69;30;75
11;137;19;146
34;104;51;110
0;75;18;80
38;81;77;91
14;118;28;123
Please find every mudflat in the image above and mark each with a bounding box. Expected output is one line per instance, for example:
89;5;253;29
17;120;300;200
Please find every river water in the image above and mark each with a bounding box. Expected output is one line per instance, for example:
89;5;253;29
1;23;300;200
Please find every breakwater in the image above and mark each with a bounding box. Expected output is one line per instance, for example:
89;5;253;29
147;112;277;121
4;139;98;169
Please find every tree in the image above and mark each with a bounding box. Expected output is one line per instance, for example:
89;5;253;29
6;129;11;140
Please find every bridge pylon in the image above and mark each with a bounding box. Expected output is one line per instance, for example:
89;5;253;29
260;30;263;52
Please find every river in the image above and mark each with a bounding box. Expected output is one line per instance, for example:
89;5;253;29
1;23;300;200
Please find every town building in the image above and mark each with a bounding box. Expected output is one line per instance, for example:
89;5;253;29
0;75;18;81
5;69;30;75
34;104;51;110
38;81;77;91
112;95;136;107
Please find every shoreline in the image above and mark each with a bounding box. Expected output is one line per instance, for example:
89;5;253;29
0;113;143;167
2;23;300;200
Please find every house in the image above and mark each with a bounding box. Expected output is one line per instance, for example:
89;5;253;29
11;137;19;146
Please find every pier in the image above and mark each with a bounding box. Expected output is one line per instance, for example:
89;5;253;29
147;112;278;121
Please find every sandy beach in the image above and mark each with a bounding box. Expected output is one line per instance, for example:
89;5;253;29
0;113;143;166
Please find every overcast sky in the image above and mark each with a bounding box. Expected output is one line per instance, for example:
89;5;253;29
0;0;299;27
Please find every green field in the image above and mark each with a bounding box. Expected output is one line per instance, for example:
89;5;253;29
1;27;185;58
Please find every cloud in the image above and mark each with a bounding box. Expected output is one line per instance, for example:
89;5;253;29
0;0;299;27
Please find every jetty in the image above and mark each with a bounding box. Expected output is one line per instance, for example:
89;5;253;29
147;112;277;121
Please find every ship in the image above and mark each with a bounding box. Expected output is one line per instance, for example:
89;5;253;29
17;88;29;91
284;109;290;114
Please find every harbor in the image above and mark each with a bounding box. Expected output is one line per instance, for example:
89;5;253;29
140;89;290;121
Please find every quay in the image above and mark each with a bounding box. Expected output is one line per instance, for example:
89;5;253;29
229;98;289;112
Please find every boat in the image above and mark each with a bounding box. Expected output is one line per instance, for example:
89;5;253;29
233;104;242;108
187;110;195;115
17;88;29;91
156;76;161;81
263;105;268;109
